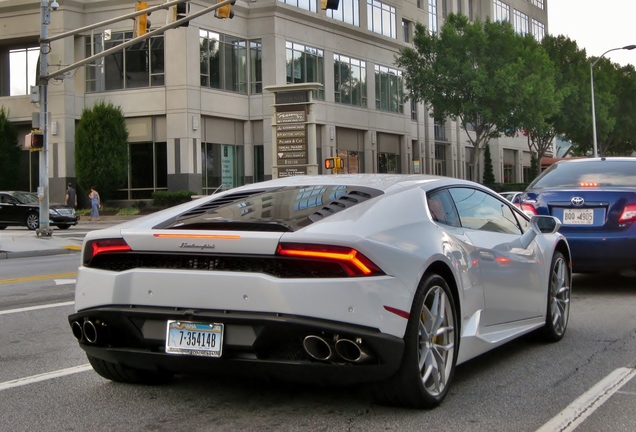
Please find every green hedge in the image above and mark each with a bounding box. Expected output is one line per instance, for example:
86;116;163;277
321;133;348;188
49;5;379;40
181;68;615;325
152;190;197;208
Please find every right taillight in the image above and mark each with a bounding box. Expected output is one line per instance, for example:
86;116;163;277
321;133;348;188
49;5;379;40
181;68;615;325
619;203;636;223
521;203;537;215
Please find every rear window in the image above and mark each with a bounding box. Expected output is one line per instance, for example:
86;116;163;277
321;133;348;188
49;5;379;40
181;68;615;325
155;185;383;231
529;160;636;188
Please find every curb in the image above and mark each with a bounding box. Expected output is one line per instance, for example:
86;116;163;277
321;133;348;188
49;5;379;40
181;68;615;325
0;248;78;260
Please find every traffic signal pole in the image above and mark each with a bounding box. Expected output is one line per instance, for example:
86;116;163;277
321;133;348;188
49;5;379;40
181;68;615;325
35;0;233;237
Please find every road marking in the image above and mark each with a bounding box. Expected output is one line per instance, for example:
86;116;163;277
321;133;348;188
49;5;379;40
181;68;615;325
536;367;636;432
0;364;92;391
0;272;77;285
0;301;74;316
54;279;77;285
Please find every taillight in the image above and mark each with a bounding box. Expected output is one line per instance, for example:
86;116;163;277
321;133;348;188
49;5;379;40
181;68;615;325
83;238;131;265
619;204;636;223
520;203;537;215
276;243;384;276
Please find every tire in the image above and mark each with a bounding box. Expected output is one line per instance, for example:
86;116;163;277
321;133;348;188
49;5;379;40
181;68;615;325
374;273;458;408
87;354;173;385
56;225;71;230
26;212;39;230
537;251;571;342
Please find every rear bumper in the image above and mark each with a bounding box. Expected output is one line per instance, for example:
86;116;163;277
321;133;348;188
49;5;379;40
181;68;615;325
68;306;404;384
564;231;636;272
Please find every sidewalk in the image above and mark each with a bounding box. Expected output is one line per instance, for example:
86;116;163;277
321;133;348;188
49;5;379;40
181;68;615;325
0;215;139;260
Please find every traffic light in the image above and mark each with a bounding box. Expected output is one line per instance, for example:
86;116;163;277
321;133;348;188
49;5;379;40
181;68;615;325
31;130;44;150
215;0;236;19
324;157;343;170
134;1;151;37
174;1;190;27
320;0;340;10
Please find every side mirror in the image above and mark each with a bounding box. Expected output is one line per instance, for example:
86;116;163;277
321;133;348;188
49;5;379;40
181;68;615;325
530;215;562;234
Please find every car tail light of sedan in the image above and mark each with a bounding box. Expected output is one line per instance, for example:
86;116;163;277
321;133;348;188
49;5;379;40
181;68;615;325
276;243;384;277
520;203;538;216
618;203;636;223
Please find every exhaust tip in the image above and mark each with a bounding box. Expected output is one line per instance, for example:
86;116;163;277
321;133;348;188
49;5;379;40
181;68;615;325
71;321;83;341
335;338;373;363
303;335;333;361
83;320;98;344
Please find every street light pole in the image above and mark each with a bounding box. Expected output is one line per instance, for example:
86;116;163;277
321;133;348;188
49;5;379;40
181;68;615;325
590;44;636;158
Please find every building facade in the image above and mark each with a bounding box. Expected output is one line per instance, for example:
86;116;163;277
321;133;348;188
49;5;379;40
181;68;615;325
0;0;549;204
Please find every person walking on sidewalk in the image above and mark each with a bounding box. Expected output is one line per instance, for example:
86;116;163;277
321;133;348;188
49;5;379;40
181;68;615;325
88;186;101;221
65;183;77;209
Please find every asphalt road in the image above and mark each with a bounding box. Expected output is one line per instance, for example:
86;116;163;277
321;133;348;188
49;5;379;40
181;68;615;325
0;253;635;432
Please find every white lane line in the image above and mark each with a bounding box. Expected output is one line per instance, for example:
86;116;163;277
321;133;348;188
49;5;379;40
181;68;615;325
0;364;92;391
536;367;636;432
0;301;74;316
54;279;77;285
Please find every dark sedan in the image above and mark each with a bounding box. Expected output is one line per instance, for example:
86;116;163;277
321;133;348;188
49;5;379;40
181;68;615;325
0;191;78;230
520;157;636;273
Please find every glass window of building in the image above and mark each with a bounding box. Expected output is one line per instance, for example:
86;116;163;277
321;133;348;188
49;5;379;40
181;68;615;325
428;0;438;33
286;41;325;100
513;10;529;34
411;98;417;121
85;33;164;92
529;0;544;10
493;0;510;22
200;30;249;94
278;0;316;13
6;46;39;96
327;0;359;26
374;65;403;114
115;142;167;200
250;40;263;94
434;143;447;176
367;0;397;39
378;153;399;173
337;149;364;174
465;147;475;181
531;19;545;41
202;143;246;194
334;54;366;107
442;0;448;18
402;19;411;43
417;0;423;9
434;118;446;141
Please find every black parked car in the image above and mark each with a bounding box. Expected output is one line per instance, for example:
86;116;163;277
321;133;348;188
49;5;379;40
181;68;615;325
0;191;78;230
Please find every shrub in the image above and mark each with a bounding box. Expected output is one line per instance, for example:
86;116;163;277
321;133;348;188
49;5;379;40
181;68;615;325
152;190;196;208
117;207;141;216
132;200;147;210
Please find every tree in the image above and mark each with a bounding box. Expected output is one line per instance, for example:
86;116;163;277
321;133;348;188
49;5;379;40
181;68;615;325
396;14;557;181
482;144;495;185
75;101;129;202
0;107;21;190
599;63;636;156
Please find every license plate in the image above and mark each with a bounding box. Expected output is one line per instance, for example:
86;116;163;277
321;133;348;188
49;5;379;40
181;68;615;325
165;320;223;357
562;208;594;225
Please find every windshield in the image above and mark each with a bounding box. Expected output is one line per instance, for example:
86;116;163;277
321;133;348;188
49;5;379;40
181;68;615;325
529;160;636;188
13;192;39;204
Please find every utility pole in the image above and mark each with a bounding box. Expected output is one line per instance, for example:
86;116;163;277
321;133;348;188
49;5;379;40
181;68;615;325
36;0;58;237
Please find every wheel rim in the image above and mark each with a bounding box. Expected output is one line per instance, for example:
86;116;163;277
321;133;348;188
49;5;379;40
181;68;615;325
26;213;39;230
418;285;455;396
550;257;570;336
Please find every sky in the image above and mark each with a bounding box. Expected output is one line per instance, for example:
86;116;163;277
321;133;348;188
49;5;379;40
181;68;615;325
548;1;636;67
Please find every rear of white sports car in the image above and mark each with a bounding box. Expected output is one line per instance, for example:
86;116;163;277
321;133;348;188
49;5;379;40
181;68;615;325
69;178;440;387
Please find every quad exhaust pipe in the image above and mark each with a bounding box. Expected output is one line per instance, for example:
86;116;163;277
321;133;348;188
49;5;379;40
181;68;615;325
303;335;374;364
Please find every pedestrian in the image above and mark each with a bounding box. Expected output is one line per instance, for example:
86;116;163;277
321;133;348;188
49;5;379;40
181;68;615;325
65;183;77;208
88;186;101;221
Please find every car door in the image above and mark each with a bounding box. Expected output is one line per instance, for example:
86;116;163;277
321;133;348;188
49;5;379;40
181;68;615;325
448;187;544;326
0;193;18;224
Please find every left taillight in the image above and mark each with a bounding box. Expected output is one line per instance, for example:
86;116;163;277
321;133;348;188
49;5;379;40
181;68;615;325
276;243;384;277
83;238;131;266
619;203;636;223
